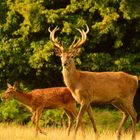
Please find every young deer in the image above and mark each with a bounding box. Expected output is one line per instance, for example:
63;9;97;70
49;25;139;140
2;82;80;136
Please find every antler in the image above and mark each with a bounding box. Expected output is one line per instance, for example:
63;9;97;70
48;26;63;52
71;24;89;49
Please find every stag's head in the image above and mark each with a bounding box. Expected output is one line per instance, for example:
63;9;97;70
2;82;18;101
48;25;89;69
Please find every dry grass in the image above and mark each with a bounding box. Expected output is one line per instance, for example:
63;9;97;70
0;124;140;140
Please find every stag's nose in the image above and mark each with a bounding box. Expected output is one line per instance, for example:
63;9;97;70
64;63;67;66
62;62;67;67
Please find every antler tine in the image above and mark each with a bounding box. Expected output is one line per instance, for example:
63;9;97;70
70;38;77;49
71;25;89;49
85;24;89;34
48;26;59;41
48;26;52;33
48;26;63;50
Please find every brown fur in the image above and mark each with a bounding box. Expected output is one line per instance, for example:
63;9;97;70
61;53;138;140
2;83;78;136
49;26;139;140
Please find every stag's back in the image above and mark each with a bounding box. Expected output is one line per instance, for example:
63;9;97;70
72;71;138;104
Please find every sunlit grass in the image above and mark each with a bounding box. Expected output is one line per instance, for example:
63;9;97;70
0;124;140;140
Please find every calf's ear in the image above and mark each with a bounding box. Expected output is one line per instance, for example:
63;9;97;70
13;81;19;90
7;83;12;88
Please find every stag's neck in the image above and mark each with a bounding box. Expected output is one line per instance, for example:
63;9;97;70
62;61;79;90
12;90;32;107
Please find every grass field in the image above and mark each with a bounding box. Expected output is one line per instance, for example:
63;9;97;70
0;124;140;140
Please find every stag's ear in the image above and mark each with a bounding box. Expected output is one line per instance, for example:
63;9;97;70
7;83;12;88
69;47;81;58
54;46;62;56
54;44;64;57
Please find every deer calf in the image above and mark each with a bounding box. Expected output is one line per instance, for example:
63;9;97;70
49;25;139;140
2;82;80;136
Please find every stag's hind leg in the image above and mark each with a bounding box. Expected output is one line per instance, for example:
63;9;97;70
124;103;137;140
112;101;137;140
112;102;129;140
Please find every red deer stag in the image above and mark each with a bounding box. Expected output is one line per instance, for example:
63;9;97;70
49;25;138;140
2;82;81;136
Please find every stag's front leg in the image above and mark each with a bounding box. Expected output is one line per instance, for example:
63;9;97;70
73;104;87;139
70;106;86;137
86;105;99;140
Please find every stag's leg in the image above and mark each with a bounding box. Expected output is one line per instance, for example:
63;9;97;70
74;104;87;139
117;112;129;140
86;105;99;140
69;106;86;137
66;103;86;136
125;103;137;140
112;103;129;140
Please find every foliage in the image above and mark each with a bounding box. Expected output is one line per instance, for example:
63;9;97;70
0;0;140;125
0;99;31;124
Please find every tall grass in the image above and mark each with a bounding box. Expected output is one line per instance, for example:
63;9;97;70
0;124;140;140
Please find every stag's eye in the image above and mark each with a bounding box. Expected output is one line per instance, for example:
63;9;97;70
70;55;74;58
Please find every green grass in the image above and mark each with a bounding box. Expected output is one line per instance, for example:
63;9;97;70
0;107;140;140
83;107;134;131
